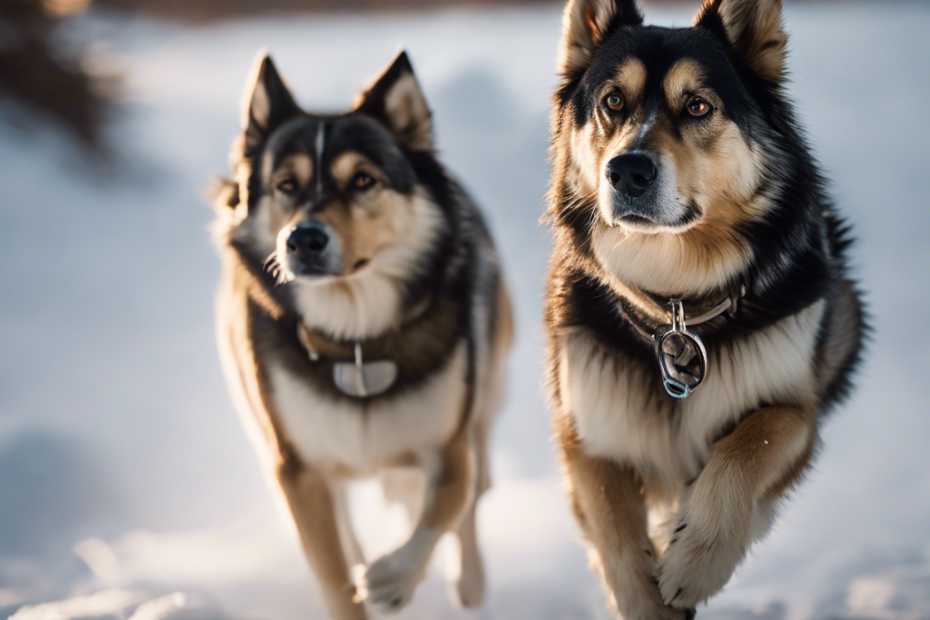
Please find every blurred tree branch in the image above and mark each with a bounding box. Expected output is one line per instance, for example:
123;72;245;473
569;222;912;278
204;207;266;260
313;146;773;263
0;0;115;154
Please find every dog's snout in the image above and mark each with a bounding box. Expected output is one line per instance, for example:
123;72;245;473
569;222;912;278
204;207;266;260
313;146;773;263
607;154;657;198
286;223;329;258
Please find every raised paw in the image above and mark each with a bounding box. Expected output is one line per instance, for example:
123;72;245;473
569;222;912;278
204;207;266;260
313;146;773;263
655;511;746;609
355;546;427;614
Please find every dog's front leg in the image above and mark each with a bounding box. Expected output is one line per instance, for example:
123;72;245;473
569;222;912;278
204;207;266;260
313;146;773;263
276;459;368;620
657;405;818;609
359;433;474;614
560;422;691;620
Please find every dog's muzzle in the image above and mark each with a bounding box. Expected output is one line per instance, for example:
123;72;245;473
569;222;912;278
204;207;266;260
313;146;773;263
284;222;337;276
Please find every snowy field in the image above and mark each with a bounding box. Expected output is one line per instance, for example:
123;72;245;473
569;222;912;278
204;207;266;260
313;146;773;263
1;2;929;619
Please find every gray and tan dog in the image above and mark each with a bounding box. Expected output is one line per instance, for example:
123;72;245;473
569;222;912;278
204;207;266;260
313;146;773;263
211;51;512;619
544;0;865;618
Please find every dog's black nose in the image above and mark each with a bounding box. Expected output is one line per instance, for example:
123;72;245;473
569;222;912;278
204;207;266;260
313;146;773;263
286;223;329;258
607;154;657;198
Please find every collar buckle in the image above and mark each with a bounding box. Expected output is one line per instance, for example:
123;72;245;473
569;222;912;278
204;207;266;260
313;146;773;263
655;299;708;399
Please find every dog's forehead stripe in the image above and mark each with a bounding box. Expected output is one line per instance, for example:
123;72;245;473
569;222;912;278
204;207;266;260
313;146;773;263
316;119;326;198
265;117;326;182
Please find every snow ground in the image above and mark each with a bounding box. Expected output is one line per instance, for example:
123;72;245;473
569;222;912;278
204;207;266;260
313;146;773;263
1;2;929;619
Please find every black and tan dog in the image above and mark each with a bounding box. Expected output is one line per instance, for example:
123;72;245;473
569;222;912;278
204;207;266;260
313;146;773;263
544;0;865;617
211;51;511;619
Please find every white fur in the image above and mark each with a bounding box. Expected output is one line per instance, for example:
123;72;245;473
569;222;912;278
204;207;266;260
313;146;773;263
267;343;467;473
358;452;445;613
562;301;822;609
357;526;443;613
591;222;753;297
332;480;366;570
563;300;824;491
570;125;601;195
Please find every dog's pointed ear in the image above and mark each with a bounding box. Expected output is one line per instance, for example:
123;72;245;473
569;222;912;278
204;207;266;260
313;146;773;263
354;50;433;151
557;0;644;77
241;51;300;152
694;0;788;83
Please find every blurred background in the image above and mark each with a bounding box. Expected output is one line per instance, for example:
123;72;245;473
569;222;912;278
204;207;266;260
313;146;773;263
1;0;928;618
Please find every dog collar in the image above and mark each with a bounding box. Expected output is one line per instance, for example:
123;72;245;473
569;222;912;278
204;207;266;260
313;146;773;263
297;323;399;398
294;297;433;399
617;281;746;399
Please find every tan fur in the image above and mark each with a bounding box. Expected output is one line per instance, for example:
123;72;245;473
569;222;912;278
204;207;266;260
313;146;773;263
317;188;415;277
272;153;314;188
556;50;771;296
277;462;368;620
581;54;770;295
384;73;433;151
257;148;422;281
613;57;648;106
353;55;432;151
556;410;689;620
695;0;788;83
558;0;643;76
322;152;420;275
420;433;474;530
662;59;706;109
655;405;817;607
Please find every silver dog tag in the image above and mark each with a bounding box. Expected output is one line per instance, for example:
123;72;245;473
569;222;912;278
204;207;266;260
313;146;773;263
333;343;398;398
655;300;707;399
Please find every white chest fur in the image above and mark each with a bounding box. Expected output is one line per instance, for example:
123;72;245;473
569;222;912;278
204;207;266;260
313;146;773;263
267;342;467;472
562;301;824;487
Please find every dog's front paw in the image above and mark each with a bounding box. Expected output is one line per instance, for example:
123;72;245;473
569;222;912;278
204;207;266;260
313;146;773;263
355;546;427;614
655;501;748;609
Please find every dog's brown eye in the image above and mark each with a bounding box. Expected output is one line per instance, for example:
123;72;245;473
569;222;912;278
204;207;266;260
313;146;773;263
686;98;712;118
276;177;298;195
604;93;624;111
351;172;376;191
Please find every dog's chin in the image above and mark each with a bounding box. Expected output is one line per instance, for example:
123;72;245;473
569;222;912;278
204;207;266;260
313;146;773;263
282;258;342;283
603;203;700;235
283;257;374;285
611;212;667;234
